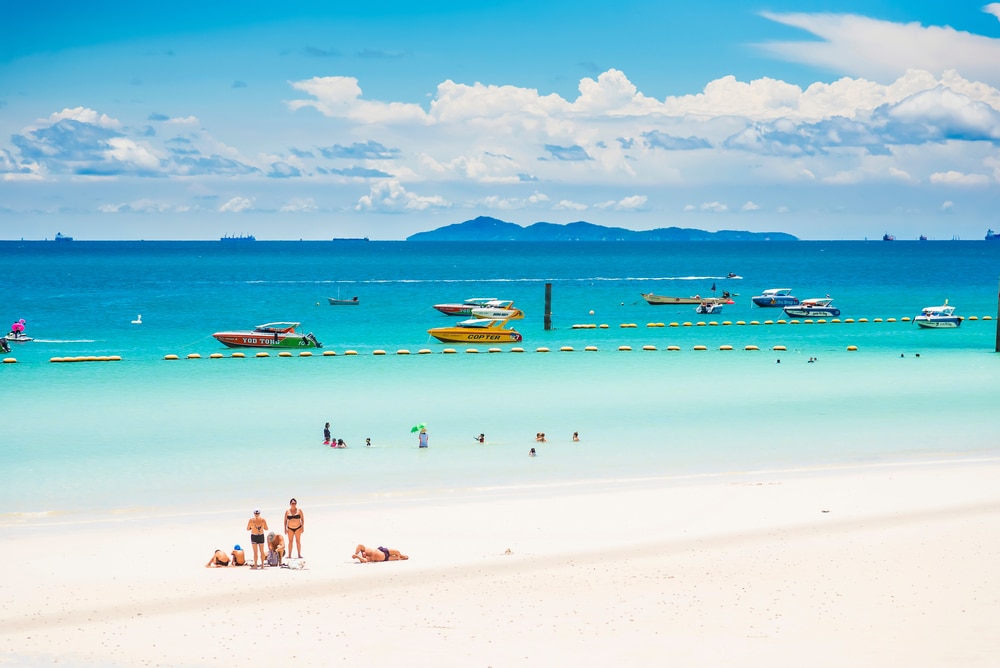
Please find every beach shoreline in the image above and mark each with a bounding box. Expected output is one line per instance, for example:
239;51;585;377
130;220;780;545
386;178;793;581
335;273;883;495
2;458;998;666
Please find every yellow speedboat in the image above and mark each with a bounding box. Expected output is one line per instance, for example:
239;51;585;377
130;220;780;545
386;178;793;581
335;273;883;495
428;312;523;344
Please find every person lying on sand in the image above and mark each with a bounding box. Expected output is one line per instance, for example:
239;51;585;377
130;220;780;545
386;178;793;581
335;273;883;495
352;544;408;563
205;549;230;568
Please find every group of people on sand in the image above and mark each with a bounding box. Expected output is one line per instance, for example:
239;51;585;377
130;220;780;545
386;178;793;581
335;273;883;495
206;497;408;568
206;498;305;569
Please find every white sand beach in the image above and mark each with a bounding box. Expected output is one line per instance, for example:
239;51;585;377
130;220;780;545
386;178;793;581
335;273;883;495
2;459;999;666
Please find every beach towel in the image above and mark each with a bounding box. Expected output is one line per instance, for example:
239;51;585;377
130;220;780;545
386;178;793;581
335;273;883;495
286;558;306;570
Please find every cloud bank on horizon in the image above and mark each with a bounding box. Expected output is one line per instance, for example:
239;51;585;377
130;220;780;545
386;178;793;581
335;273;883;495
2;5;1000;240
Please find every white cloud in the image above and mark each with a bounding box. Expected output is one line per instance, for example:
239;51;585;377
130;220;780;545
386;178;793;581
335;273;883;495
355;180;449;212
758;12;1000;86
941;200;954;210
987;4;1000;21
479;191;550;210
553;199;587;211
595;195;647;210
699;201;729;212
219;196;255;213
741;201;760;211
929;170;991;185
280;197;318;213
165;116;200;125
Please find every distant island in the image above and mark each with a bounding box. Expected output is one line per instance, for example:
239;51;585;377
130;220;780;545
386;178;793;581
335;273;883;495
406;216;797;241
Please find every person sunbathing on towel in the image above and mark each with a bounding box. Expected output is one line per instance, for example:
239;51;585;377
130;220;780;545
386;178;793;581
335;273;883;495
352;544;408;563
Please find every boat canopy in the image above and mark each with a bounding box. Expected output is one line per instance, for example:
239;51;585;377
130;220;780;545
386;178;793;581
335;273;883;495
759;288;793;296
253;322;300;333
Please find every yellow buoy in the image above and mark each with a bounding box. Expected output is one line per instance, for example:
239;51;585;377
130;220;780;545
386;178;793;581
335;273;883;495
344;350;358;356
722;321;732;326
744;345;759;351
465;348;480;354
536;347;550;353
396;349;410;355
736;320;746;326
642;345;657;351
210;353;224;359
373;350;386;355
666;345;681;351
299;351;312;357
231;352;246;358
322;350;336;356
874;318;884;323
488;348;502;353
858;318;868;323
682;321;693;327
511;347;525;353
187;353;201;359
50;357;64;363
708;321;719;326
2;357;16;364
164;354;179;360
585;345;598;351
847;345;858;351
719;345;733;350
844;318;855;323
693;345;707;351
750;321;760;326
418;349;433;354
669;322;680;327
442;348;457;354
255;352;269;358
968;315;978;321
695;321;706;327
618;345;632;351
560;346;574;352
773;345;787;351
278;351;292;357
599;324;609;329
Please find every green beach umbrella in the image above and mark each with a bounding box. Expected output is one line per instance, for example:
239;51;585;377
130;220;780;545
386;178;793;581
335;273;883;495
410;423;427;433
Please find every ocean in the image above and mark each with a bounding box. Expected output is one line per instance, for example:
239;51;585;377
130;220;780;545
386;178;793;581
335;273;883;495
2;240;999;523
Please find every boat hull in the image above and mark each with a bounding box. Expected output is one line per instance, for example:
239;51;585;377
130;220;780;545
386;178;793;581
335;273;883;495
212;332;321;348
915;318;961;329
783;306;840;318
642;293;704;305
428;328;523;344
328;298;359;305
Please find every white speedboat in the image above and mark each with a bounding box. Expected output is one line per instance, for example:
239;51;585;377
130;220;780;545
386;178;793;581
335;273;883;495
752;288;799;307
783;298;841;318
433;297;498;316
695;301;724;315
471;300;523;320
915;301;962;329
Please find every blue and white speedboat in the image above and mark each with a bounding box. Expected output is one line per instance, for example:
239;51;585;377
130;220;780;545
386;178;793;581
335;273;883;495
914;301;962;329
783;297;840;318
752;288;799;308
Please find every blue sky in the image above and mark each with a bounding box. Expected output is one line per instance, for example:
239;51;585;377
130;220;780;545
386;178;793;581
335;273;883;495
2;1;1000;240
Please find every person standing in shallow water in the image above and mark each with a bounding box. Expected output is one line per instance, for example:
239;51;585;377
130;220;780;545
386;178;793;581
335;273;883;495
285;498;304;559
323;422;331;445
418;428;429;448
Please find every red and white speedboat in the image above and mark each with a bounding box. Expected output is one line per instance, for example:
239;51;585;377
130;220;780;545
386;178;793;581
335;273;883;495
212;322;322;348
432;297;498;316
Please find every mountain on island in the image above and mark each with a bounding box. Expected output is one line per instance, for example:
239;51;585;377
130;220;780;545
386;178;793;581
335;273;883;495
406;216;797;241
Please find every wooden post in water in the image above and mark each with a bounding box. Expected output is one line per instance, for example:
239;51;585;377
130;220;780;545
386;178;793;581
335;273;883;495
995;276;1000;352
544;282;552;331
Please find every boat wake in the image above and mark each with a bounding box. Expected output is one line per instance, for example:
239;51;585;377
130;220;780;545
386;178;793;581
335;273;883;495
30;339;97;343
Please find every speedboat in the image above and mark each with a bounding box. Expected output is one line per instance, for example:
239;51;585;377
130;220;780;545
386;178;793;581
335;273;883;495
428;314;523;344
328;296;359;305
695;302;724;315
914;301;962;329
471;300;524;320
433;297;498;316
212;322;322;348
752;288;799;308
783;298;841;318
643;290;733;306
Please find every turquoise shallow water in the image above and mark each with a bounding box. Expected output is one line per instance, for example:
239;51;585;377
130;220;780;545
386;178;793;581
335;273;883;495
2;240;999;522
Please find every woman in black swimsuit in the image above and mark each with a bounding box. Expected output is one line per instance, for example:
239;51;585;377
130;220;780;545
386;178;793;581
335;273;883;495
285;498;304;559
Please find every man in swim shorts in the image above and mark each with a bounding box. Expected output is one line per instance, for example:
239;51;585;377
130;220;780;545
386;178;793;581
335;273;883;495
231;544;246;566
205;549;230;568
352;544;408;563
246;509;268;569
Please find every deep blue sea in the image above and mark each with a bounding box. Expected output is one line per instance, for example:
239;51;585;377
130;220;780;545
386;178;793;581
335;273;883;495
2;240;999;523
